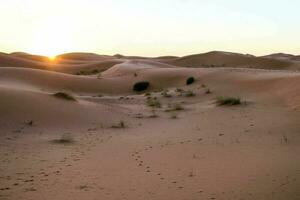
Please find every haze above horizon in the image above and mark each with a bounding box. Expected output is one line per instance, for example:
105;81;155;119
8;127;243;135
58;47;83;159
1;0;299;57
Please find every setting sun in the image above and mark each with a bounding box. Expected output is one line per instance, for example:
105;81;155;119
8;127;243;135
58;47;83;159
26;18;76;57
48;55;56;61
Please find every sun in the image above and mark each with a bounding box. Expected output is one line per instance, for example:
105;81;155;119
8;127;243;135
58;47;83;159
27;18;75;58
48;55;56;61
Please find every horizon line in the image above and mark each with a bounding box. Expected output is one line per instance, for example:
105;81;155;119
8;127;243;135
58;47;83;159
1;50;299;58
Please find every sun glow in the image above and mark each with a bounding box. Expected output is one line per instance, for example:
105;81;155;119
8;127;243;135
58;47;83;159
27;18;76;57
48;55;56;61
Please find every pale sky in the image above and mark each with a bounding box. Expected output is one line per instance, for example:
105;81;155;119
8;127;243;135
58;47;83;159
0;0;299;57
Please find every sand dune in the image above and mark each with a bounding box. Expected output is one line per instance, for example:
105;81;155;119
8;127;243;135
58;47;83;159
10;52;50;62
0;64;196;95
0;86;127;130
262;53;296;60
0;52;49;69
0;52;125;75
57;52;114;61
164;51;300;70
0;51;299;200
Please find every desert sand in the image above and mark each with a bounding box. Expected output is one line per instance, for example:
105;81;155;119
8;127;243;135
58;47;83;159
0;51;299;200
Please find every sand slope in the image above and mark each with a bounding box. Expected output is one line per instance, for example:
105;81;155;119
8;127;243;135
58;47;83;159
0;51;300;200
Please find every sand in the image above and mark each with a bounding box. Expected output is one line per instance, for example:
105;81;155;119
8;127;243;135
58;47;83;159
0;51;299;200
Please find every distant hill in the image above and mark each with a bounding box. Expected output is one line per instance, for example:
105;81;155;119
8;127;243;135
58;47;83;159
1;50;299;71
163;51;298;70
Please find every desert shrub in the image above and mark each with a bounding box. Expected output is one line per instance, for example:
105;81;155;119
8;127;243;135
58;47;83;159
216;97;241;106
53;92;76;101
76;69;99;75
173;103;184;110
133;81;150;92
170;113;178;119
161;90;172;98
176;88;184;93
176;88;185;96
52;133;74;144
165;103;184;112
205;89;211;94
114;54;124;59
91;69;99;74
148;110;158;118
186;77;195;85
146;98;161;108
185;90;195;97
111;120;126;128
27;120;34;126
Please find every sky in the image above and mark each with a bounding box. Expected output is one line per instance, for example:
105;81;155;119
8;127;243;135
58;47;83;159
0;0;300;57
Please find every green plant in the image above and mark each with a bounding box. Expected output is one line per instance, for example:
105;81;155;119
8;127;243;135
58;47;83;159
133;81;150;92
216;97;241;106
186;77;195;85
53;92;76;101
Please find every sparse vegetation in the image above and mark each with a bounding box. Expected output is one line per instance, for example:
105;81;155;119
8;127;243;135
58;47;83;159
52;133;74;144
111;120;126;128
53;92;76;101
165;103;184;112
170;113;178;119
186;77;195;85
205;89;211;94
76;69;100;75
176;88;188;96
161;90;172;98
282;133;288;144
148;110;159;118
176;88;184;93
188;170;195;177
185;90;195;97
27;120;33;126
114;54;124;59
216;97;241;106
146;98;161;108
173;103;184;110
133;81;150;92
